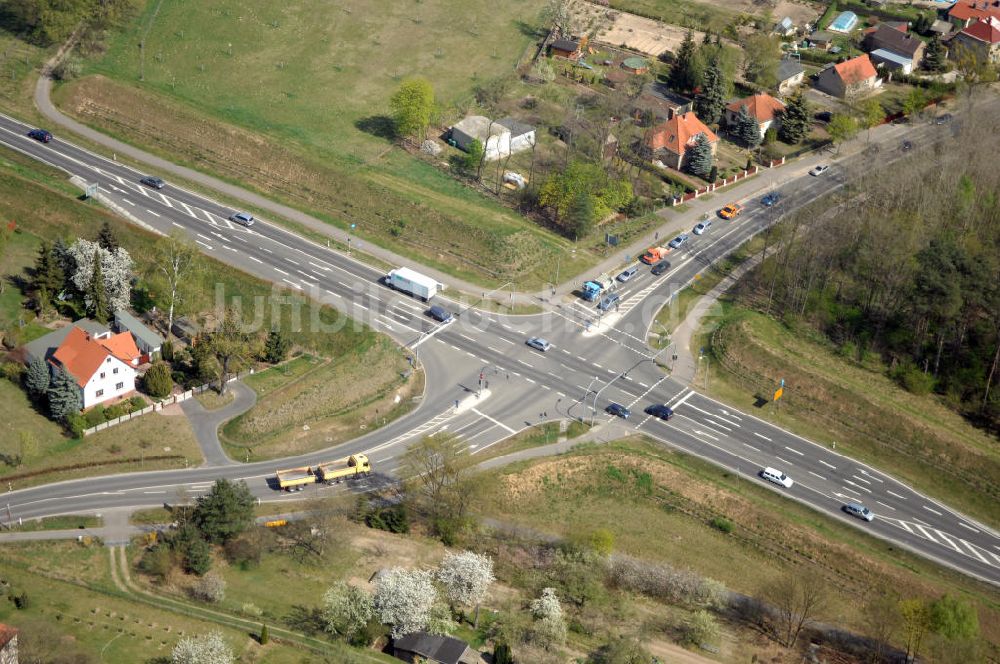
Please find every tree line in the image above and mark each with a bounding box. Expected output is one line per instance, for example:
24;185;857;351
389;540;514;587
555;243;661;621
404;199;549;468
0;0;137;46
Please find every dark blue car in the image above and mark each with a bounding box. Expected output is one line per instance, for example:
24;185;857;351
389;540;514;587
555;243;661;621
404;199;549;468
761;192;781;207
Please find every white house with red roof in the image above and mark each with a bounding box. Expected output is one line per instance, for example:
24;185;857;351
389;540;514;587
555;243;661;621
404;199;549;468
951;17;1000;62
643;111;719;170
724;92;787;138
946;0;1000;29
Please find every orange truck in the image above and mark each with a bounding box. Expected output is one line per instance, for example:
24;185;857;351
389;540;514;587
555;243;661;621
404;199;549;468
640;246;669;264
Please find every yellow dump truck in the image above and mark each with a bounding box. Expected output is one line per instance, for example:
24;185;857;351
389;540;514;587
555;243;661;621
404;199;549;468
275;466;315;492
316;454;372;484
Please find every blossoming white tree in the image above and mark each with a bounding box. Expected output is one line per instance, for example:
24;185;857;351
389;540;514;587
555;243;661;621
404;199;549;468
436;550;495;627
530;587;567;649
171;630;234;664
323;581;374;640
67;239;133;315
373;568;438;638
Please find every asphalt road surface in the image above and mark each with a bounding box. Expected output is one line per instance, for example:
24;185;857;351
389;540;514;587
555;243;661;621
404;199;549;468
1;106;998;587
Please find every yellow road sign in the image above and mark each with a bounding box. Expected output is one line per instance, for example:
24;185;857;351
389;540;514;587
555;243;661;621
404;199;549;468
773;387;784;401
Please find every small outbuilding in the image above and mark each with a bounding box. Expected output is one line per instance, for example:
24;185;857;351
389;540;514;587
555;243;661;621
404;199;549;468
392;632;481;664
777;58;806;93
622;56;649;74
114;310;163;363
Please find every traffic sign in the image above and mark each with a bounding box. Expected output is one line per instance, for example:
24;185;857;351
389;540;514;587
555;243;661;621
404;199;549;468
773;387;784;401
84;183;98;199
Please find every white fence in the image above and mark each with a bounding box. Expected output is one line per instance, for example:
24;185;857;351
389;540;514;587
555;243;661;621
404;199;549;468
82;369;255;436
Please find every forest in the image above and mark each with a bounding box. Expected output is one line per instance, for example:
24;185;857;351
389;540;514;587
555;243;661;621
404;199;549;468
747;108;1000;434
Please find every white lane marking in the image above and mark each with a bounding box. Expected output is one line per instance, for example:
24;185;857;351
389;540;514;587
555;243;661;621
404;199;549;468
518;359;534;368
638;381;649;388
898;520;913;533
669;390;696;409
469;409;515;434
460;334;476;343
886;490;906;500
592;362;603;369
808;471;826;481
819;460;837;470
859;470;884;483
487;346;503;354
122;198;135;206
324;289;342;299
196;240;213;250
914;524;939;543
142;491;166;494
934;530;963;553
958;522;980;534
923;505;943;516
259;246;272;253
774;456;792;466
145;209;160;217
159;193;172;207
753;432;771;441
308;261;331;271
685;402;741;427
844;479;871;494
743;443;760;452
960;540;990;564
689;429;719;441
719;409;742;421
875;500;896;511
248;256;263;264
281;279;302;290
557;392;566;398
180;201;196;217
284;257;300;265
496;337;514;345
172;222;183;229
852;475;872;485
701;416;732;432
525;377;536;384
784;446;804;456
273;267;289;276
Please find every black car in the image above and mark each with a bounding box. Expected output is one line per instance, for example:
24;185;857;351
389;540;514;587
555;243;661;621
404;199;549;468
140;176;166;189
607;402;631;419
644;404;674;420
901;140;913;152
28;129;52;143
761;192;781;207
427;305;453;323
934;113;952;125
650;260;671;276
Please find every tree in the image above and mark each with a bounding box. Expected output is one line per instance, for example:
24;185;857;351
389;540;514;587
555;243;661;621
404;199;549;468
929;594;979;641
390;78;435;140
259;623;269;645
262;328;290;364
863;589;901;663
142;360;174;398
192;479;255;544
31;241;65;310
182;535;212;576
204;306;255;395
924;37;945;73
25;357;50;401
764;573;827;648
733;105;761;148
684;610;720;647
47;366;81;420
902;87;927;119
779;91;810;144
588;635;650;664
538;160;631;235
87;257;109;323
172;631;234;664
859;98;884;143
400;433;476;543
827;113;858;153
463;139;485;177
436;551;495;628
742;33;780;89
193;572;226;603
96;221;120;252
67;239;133;315
899;598;932;662
567;190;596;239
373;568;438;639
669;30;698;93
493;642;513;664
530;587;567;649
152;230;201;338
695;57;728;126
686;133;714;178
323;582;375;641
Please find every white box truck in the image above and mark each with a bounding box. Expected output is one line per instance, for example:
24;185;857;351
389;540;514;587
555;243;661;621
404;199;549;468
385;267;444;302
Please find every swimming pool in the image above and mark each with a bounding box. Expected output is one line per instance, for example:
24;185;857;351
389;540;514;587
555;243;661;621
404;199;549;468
829;10;859;33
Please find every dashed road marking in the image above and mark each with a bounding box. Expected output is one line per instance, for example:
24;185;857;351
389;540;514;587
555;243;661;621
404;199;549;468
875;500;895;511
274;267;289;276
774;456;791;466
146;209;160;217
922;505;943;516
743;443;760;452
886;490;906;500
808;471;826;480
958;522;980;534
753;432;771;441
122;198;135;206
819;460;837;470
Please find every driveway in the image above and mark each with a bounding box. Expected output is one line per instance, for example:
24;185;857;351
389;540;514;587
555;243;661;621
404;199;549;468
179;381;257;466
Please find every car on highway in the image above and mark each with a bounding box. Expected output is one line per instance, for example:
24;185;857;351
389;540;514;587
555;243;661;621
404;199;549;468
644;404;674;420
617;266;639;282
693;220;712;235
761;192;782;207
606;402;631;419
718;203;743;220
427;305;453;323
901;140;913;152
525;337;552;352
809;164;829;177
230;212;255;227
843;502;875;522
934;113;952;125
28;129;52;143
597;292;620;312
667;233;689;249
761;467;794;488
140;176;166;189
650;260;671;276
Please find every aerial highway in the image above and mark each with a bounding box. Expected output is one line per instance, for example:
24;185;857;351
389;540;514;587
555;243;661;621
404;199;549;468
1;106;998;587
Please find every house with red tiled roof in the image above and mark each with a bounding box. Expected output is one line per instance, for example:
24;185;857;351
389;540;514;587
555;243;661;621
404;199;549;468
946;0;1000;29
0;623;18;664
951;17;1000;62
724;92;787;138
48;326;138;409
644;111;718;170
816;54;881;98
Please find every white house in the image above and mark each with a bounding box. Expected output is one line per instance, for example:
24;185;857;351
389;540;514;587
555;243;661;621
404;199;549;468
450;115;535;161
724;92;787;139
49;325;139;409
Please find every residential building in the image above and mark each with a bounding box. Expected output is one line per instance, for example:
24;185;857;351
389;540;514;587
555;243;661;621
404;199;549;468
644;111;719;170
724;92;786;138
36;325;139;409
392;632;480;664
450;116;535;161
777;58;806;93
808;30;836;50
864;23;926;69
114;310;163;363
870;48;916;73
633;82;693;123
946;1;1000;29
951;17;1000;62
0;624;17;664
815;54;881;98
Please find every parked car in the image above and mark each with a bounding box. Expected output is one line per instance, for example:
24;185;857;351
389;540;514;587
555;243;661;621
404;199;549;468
607;402;631;419
693;220;712;235
718;203;743;219
843;502;875;522
761;467;794;488
667;233;689;249
617;266;639;282
230;212;255;226
28;129;52;143
427;305;453;323
597;292;620;312
934;113;952;125
644;404;674;420
650;260;671;276
809;165;829;177
525;337;552;352
140;176;165;189
761;192;782;207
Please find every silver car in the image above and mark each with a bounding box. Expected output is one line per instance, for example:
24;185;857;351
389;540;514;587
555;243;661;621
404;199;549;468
526;337;552;352
844;502;875;522
230;212;255;226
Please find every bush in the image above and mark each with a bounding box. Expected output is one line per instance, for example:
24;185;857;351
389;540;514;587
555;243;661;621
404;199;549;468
192;572;226;603
65;412;87;437
1;362;24;383
161;339;174;361
12;591;30;610
364;504;410;534
224;534;262;569
241;603;263;618
893;364;935;396
182;537;213;576
709;517;734;534
129;395;147;410
143;361;174;398
84;405;108;427
683;609;720;646
104;403;129;420
139;545;174;581
608;555;727;610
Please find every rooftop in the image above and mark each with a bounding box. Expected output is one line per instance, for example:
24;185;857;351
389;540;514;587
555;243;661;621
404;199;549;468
496;116;535;138
870;48;914;68
866;23;925;57
961;16;1000;43
23;319;109;365
645;112;718;154
115;310;163;349
777;58;805;80
726;92;787;122
452;115;510;140
949;1;1000;22
550;38;580;52
832;54;878;84
0;623;17;648
394;632;475;664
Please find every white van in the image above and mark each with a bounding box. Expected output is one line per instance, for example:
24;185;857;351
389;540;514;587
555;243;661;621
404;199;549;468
761;467;794;488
